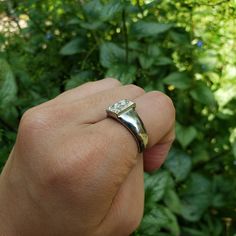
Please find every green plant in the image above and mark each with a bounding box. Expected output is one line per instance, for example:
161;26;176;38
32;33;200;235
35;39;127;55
0;0;235;235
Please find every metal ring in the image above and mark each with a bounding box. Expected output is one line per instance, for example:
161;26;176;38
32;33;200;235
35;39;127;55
106;99;148;153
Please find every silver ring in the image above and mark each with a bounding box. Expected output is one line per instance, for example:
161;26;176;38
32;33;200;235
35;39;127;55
106;99;148;153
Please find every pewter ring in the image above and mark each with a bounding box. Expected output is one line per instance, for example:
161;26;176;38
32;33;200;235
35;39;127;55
106;99;148;153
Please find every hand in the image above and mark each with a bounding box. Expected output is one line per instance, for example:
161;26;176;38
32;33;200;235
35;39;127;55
0;78;175;236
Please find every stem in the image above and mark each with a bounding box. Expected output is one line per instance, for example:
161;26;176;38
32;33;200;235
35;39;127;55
81;42;98;70
137;0;144;17
122;9;128;63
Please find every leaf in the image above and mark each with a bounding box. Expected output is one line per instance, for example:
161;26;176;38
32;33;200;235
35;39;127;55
140;206;180;236
165;148;192;182
164;188;181;214
99;1;123;21
83;0;123;22
181;228;207;236
190;81;215;105
0;59;17;109
59;38;85;55
65;71;94;90
176;122;197;148
131;21;173;38
106;64;136;84
163;72;191;89
144;171;170;203
155;56;173;65
138;54;154;69
180;173;212;222
100;42;126;68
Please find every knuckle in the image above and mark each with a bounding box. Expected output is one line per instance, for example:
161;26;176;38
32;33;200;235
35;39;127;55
125;84;145;95
152;91;176;121
104;77;121;86
20;108;52;132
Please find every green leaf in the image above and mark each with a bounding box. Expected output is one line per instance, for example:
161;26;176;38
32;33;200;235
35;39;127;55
163;72;191;89
180;173;212;222
100;42;126;68
99;1;123;21
165;148;192;182
138;54;154;69
0;59;17;109
155;56;173;65
181;228;207;236
145;171;170;203
176;122;197;148
106;64;136;84
65;71;94;90
83;0;123;22
59;38;85;55
140;206;180;236
164;188;181;214
131;21;173;38
190;81;215;105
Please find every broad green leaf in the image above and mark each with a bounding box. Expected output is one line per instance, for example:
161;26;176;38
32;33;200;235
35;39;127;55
138;54;154;69
180;173;212;222
0;59;17;109
176;122;197;148
144;171;170;203
163;72;191;89
83;0;123;22
131;21;173;38
99;1;123;21
165;148;192;182
147;44;162;57
65;71;94;90
106;64;136;84
164;188;181;214
155;56;173;65
100;42;126;68
59;38;85;55
190;81;215;105
80;21;104;30
140;206;180;236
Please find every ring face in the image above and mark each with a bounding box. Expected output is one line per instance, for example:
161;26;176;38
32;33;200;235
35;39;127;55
106;99;148;153
107;99;135;117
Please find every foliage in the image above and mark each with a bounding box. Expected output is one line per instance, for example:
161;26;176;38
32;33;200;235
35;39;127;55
0;0;236;235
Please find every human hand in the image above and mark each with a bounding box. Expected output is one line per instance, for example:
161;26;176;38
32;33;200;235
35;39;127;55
0;78;175;236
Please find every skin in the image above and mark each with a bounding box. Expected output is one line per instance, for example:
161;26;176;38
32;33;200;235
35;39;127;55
0;78;175;236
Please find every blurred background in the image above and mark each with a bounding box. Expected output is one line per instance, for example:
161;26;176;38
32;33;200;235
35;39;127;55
0;0;235;235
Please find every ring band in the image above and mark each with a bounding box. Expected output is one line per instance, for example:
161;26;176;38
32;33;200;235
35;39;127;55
106;99;148;153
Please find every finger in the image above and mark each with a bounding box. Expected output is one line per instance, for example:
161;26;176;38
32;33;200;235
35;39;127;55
87;91;175;192
143;136;174;172
98;156;144;235
39;84;145;125
35;78;121;109
54;78;121;103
